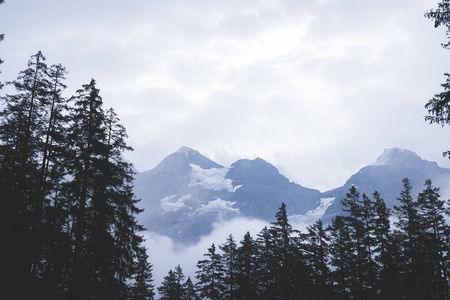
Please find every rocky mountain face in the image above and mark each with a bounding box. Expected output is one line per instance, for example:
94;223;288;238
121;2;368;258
321;148;450;222
134;147;322;244
134;147;450;244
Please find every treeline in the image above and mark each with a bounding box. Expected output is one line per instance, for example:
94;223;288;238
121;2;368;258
1;52;154;299
158;178;450;300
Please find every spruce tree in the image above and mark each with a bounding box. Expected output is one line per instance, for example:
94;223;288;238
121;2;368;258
0;0;4;89
269;202;297;298
158;265;186;300
372;191;400;298
235;232;258;300
328;216;353;299
183;277;197;300
340;186;366;298
65;79;143;299
195;243;225;300
255;226;276;298
425;1;450;158
394;178;424;299
304;219;332;299
219;234;238;300
132;246;155;300
0;51;54;296
417;179;449;298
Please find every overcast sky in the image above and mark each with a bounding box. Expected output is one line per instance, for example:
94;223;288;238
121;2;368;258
1;0;449;192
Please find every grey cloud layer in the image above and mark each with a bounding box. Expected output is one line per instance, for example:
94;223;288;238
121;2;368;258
1;0;448;191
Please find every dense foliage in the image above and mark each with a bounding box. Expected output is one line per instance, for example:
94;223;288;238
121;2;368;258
0;52;154;299
160;179;450;299
425;0;450;158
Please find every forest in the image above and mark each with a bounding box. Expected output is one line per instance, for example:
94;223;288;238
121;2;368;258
157;180;450;299
2;0;450;299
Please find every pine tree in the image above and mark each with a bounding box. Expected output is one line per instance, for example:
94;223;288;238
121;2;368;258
340;186;366;298
417;179;450;298
255;226;277;299
158;269;178;300
65;79;143;299
328;216;353;299
235;232;258;300
132;246;155;300
158;265;186;300
183;277;197;300
372;191;400;298
0;0;4;90
304;219;332;299
195;244;225;300
425;1;450;158
219;234;238;300
0;51;54;296
394;178;424;298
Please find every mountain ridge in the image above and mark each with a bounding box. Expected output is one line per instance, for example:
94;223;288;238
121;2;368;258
134;146;450;244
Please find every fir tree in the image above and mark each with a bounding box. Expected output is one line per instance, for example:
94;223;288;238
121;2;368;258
132;246;155;300
195;244;225;300
328;216;353;299
425;1;450;158
0;51;54;296
304;219;332;299
158;265;186;300
183;277;197;300
417;179;450;298
219;234;238;300
372;191;400;298
235;232;258;300
394;178;424;299
255;226;276;298
340;186;366;298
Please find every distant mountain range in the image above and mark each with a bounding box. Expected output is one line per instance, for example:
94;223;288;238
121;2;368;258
134;147;450;244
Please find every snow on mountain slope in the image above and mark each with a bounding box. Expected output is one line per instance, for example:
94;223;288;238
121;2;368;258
134;147;450;244
189;164;234;192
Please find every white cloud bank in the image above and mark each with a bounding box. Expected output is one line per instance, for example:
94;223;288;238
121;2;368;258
1;0;449;193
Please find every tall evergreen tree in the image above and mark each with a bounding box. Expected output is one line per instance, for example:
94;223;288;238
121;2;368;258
132;246;155;300
270;202;297;298
255;226;276;298
394;178;424;299
235;232;258;300
0;0;4;90
328;215;353;299
417;179;450;298
0;51;54;296
372;191;400;298
219;234;238;300
425;0;450;158
340;186;367;298
304;219;332;299
158;265;186;300
65;79;143;299
195;244;225;300
183;277;197;300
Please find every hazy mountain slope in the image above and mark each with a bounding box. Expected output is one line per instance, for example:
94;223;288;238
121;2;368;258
134;147;450;244
134;147;322;244
321;148;450;223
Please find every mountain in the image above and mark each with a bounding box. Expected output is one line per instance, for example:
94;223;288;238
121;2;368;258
134;147;450;244
320;148;450;222
134;147;322;244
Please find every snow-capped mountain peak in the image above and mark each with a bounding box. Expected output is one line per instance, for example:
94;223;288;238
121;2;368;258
371;148;424;166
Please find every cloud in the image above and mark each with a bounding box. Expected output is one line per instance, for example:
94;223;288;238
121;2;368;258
144;217;269;289
1;0;449;193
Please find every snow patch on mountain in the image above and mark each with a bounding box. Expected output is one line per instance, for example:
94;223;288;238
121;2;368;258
196;198;239;215
290;197;335;225
372;148;405;166
189;164;234;192
160;194;191;213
